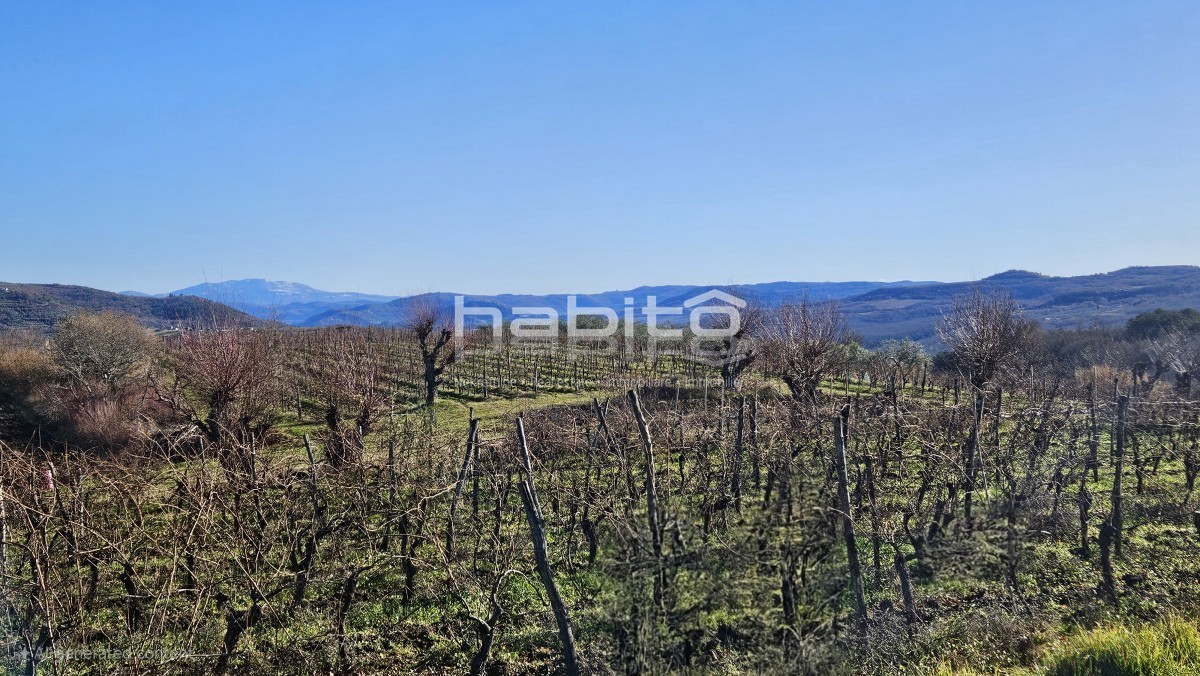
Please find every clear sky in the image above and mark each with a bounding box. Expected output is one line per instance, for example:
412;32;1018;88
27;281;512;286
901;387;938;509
2;2;1197;295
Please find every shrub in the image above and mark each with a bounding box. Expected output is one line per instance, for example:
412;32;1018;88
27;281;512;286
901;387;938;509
52;310;158;395
160;325;283;445
0;331;59;438
0;331;57;395
46;312;160;449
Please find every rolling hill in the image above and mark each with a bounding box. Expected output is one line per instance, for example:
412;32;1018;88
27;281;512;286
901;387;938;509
838;266;1200;342
0;282;255;332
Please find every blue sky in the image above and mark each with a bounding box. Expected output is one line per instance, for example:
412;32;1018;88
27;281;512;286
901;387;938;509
2;1;1197;295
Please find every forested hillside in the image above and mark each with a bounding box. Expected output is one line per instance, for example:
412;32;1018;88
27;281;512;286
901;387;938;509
0;283;255;331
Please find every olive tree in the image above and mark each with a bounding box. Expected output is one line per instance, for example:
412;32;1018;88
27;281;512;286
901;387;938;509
876;338;930;389
695;301;762;391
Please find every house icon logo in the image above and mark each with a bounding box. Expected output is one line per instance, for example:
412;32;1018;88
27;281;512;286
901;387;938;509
683;289;746;338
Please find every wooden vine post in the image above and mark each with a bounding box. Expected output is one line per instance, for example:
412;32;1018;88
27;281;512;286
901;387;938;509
515;416;581;676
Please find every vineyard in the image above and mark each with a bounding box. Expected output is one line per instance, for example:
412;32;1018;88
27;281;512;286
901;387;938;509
8;2;1198;672
1;306;1199;675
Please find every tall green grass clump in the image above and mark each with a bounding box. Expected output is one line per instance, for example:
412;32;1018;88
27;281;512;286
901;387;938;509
1047;617;1200;675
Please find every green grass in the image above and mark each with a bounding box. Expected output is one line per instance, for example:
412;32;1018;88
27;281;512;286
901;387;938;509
1043;617;1200;675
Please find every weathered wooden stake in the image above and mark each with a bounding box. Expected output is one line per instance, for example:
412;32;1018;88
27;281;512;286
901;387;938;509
834;404;868;634
628;390;665;603
447;416;479;559
515;416;581;676
1112;394;1128;557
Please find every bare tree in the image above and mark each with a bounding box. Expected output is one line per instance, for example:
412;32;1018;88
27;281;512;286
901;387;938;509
937;290;1036;536
715;302;762;391
158;324;283;446
762;297;851;402
936;289;1037;391
313;328;387;466
405;298;457;408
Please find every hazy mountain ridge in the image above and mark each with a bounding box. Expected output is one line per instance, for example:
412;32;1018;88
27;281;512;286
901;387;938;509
292;266;1200;343
168;279;401;306
118;280;937;327
295;281;941;329
15;266;1200;342
120;279;402;320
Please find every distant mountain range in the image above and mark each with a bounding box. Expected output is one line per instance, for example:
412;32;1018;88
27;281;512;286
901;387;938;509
123;279;940;331
10;265;1199;343
0;283;254;332
120;279;400;324
300;281;952;331
291;266;1200;344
